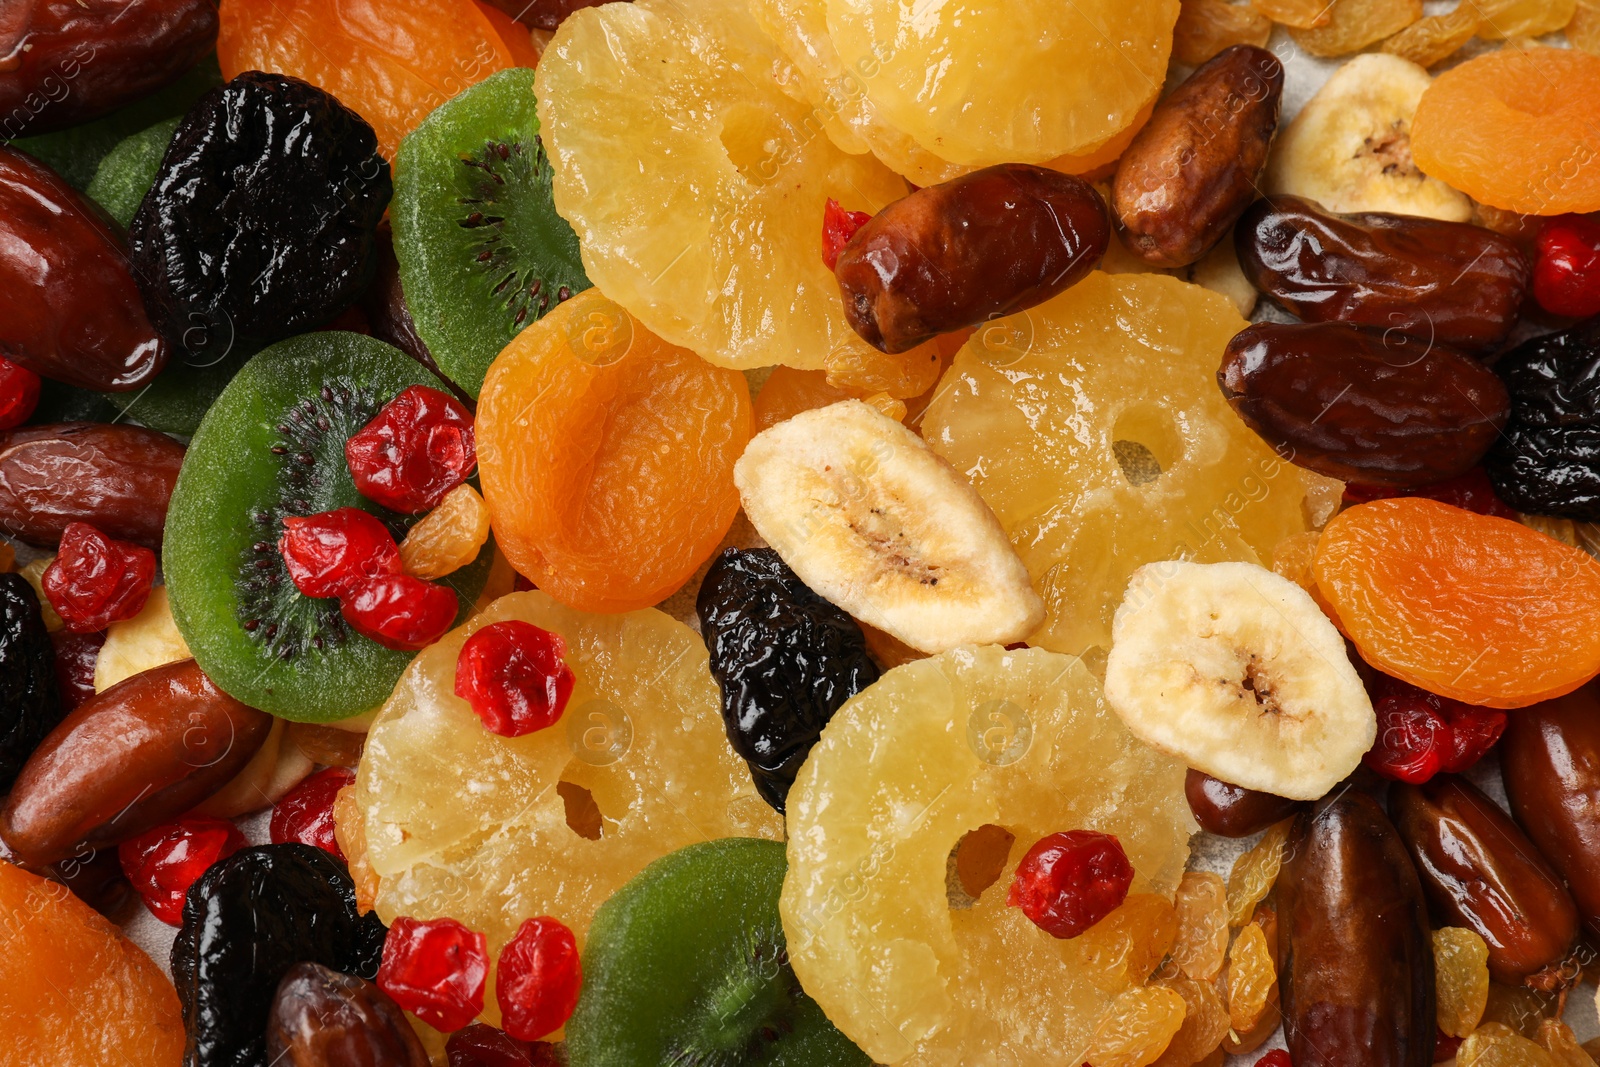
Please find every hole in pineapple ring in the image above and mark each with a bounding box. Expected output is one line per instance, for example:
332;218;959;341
562;298;634;367
565;697;633;766
1111;402;1184;486
945;823;1016;910
718;101;791;186
556;779;604;840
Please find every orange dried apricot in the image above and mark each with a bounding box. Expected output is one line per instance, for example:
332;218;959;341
477;290;751;613
1411;47;1600;215
1314;499;1600;708
753;367;855;433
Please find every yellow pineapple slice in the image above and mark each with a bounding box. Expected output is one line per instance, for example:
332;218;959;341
781;645;1194;1065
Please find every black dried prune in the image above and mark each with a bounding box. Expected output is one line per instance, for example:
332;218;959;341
1484;316;1600;519
173;843;388;1067
0;573;63;793
129;72;391;358
697;548;880;812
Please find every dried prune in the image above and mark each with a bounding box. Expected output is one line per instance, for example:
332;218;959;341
129;72;391;358
267;962;429;1067
0;573;62;793
696;548;880;812
50;628;103;712
1485;316;1600;519
173;844;388;1067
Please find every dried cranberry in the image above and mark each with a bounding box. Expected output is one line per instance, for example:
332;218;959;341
1435;1029;1462;1063
0;357;40;430
495;916;581;1041
50;629;104;712
454;622;574;737
1256;1052;1293;1067
821;198;872;272
1364;694;1449;784
1342;467;1516;519
446;1023;559;1067
1534;214;1600;319
341;574;458;651
345;384;476;514
40;522;155;633
376;916;488;1033
270;766;357;860
1006;829;1133;939
278;507;402;600
118;816;248;926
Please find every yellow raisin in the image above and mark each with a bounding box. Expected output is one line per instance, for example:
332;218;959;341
1226;923;1275;1033
1289;0;1424;55
1226;820;1291;927
1459;1024;1561;1067
1173;0;1272;65
861;392;909;423
1250;0;1332;26
1535;1020;1598;1067
1434;927;1491;1039
1471;0;1577;38
1075;893;1181;992
1481;983;1556;1039
1172;871;1228;982
1086;985;1189;1067
1151;977;1229;1067
398;483;491;581
1381;7;1480;66
1571;0;1600;53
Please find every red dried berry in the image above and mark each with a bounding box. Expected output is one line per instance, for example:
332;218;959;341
1435;1029;1462;1063
1005;829;1134;939
376;915;488;1033
1363;693;1449;784
446;1023;560;1067
41;521;156;633
340;573;458;651
1342;467;1516;519
454;622;575;737
269;766;356;860
1256;1051;1293;1067
1534;214;1600;319
50;629;105;712
821;197;872;271
495;916;582;1042
1437;702;1507;775
117;816;248;926
278;507;402;600
345;384;476;514
0;355;41;430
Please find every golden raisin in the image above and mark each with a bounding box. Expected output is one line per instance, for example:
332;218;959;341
1472;0;1577;38
1534;1020;1598;1067
1289;0;1424;55
1151;977;1229;1067
1381;7;1480;66
1173;0;1272;65
1435;927;1491;1039
1459;1024;1560;1067
1249;0;1332;26
398;483;491;581
1075;893;1181;992
1481;983;1556;1038
1226;923;1275;1033
1172;871;1228;982
1226;820;1291;927
1570;0;1600;53
1086;985;1189;1067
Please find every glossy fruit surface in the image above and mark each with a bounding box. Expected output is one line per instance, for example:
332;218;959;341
0;573;62;793
446;1024;558;1066
1433;928;1490;1039
41;523;155;633
0;423;186;549
477;292;750;613
279;508;403;601
340;573;460;651
400;484;492;581
0;358;40;430
1533;213;1600;318
1314;499;1600;708
345;385;476;515
454;621;574;738
1183;770;1302;838
378;916;488;1033
1007;830;1134;939
271;766;357;860
1362;675;1506;783
267;961;431;1067
1485;317;1600;521
117;816;248;926
821;198;871;271
496;917;580;1041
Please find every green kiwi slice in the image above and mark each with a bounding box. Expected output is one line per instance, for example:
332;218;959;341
87;116;180;228
104;340;258;437
163;332;493;722
391;67;589;398
566;838;871;1067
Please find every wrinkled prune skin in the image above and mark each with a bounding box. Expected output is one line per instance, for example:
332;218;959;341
1184;769;1302;837
0;0;218;137
0;573;61;793
1484;316;1600;519
697;548;880;812
129;72;391;358
174;844;388;1067
0;422;185;548
267;962;429;1067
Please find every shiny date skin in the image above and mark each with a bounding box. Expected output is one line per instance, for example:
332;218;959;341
0;0;217;137
1219;321;1510;487
834;163;1109;354
1391;775;1580;990
1236;196;1530;354
1113;45;1283;269
1502;683;1600;944
0;659;271;867
0;147;169;390
268;962;430;1067
1185;768;1303;837
1279;791;1434;1067
0;422;184;548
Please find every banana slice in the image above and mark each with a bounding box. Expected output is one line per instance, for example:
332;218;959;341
95;586;192;693
735;400;1044;653
1264;53;1472;222
1103;560;1374;801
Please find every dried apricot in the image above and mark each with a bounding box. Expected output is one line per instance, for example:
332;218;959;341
1171;871;1229;982
1226;922;1275;1032
1290;0;1423;55
1226;820;1291;927
1086;985;1188;1067
1411;47;1600;215
1151;976;1229;1067
1313;499;1600;708
1381;8;1480;67
1436;927;1491;1039
399;484;492;581
477;291;751;613
753;367;856;433
1174;0;1273;66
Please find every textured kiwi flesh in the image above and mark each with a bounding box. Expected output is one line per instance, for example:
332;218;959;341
392;67;588;398
566;839;870;1067
103;337;258;437
163;332;493;722
87;116;181;228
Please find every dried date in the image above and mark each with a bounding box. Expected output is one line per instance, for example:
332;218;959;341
1184;769;1302;837
268;962;429;1067
0;422;185;548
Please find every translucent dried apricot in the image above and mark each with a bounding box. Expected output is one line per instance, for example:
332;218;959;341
753;367;856;433
399;484;492;581
1381;8;1480;67
1171;871;1228;982
1174;0;1273;66
1226;922;1275;1032
1411;47;1600;215
1086;985;1188;1067
1151;976;1229;1067
477;291;751;613
1473;0;1577;39
1436;927;1491;1039
1226;820;1291;927
217;0;514;158
1289;0;1424;56
1313;499;1600;708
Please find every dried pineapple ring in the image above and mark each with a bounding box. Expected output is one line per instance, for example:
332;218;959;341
346;591;782;1019
923;272;1319;657
823;0;1178;167
781;645;1194;1065
535;0;908;372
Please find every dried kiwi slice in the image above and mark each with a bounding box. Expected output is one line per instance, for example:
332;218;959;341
392;67;588;398
103;340;259;437
566;838;870;1067
163;332;493;722
87;116;180;228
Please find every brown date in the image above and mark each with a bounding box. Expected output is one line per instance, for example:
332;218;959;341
1236;196;1530;354
834;163;1109;354
479;0;611;30
0;422;185;548
1218;321;1510;487
1112;44;1283;269
0;0;217;137
1391;775;1579;990
1502;683;1600;944
1184;768;1302;837
0;659;271;867
1278;790;1434;1067
267;962;429;1067
0;147;169;390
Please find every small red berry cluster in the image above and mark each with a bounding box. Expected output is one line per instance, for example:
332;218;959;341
41;521;157;633
1362;674;1506;784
